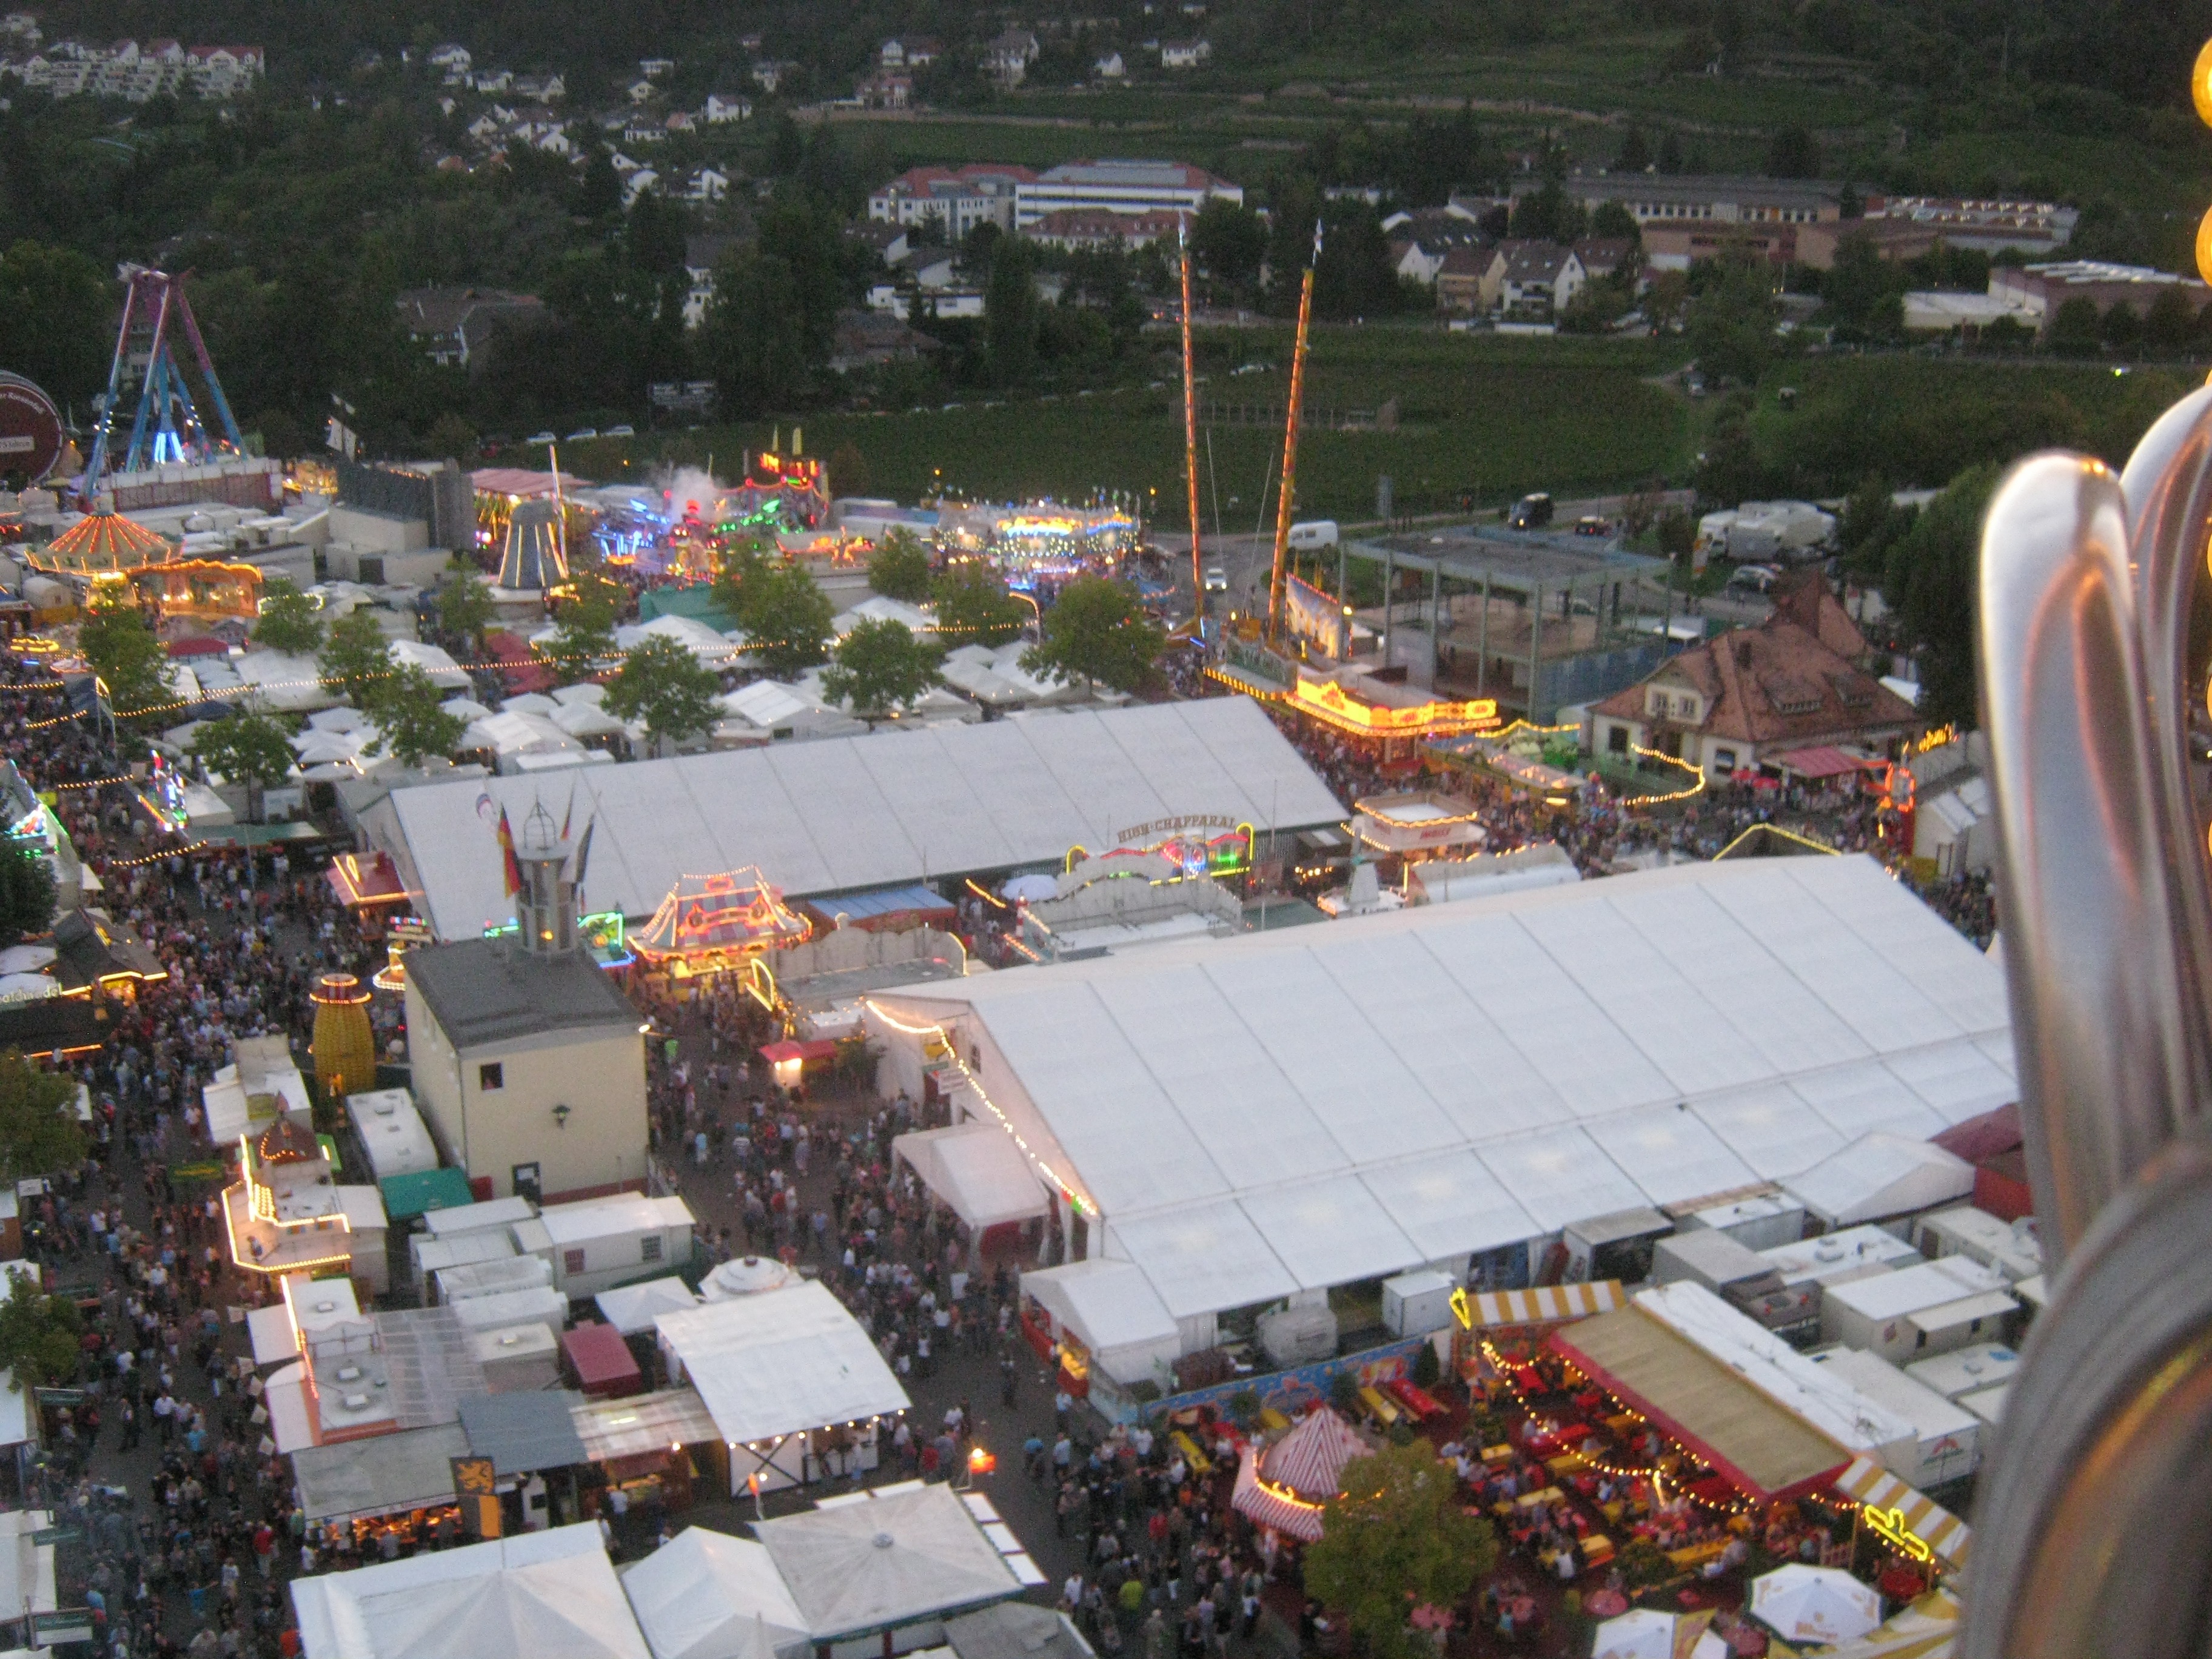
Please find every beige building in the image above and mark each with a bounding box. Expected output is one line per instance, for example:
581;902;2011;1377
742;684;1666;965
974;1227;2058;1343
402;806;649;1204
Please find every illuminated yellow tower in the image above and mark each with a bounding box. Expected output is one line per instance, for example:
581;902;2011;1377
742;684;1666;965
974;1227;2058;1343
309;972;376;1105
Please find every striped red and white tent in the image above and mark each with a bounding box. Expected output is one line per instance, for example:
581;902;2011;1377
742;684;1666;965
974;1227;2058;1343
1231;1408;1372;1543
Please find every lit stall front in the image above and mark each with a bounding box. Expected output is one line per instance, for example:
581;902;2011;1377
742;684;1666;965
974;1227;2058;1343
652;1280;908;1496
934;500;1140;589
222;1112;391;1293
570;1386;726;1519
631;868;811;990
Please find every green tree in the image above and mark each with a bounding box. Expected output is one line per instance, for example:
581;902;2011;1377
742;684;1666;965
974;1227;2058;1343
710;538;771;629
438;574;496;656
2102;300;2143;354
933;561;1030;647
0;1267;82;1390
534;580;620;686
192;710;297;823
0;848;54;947
603;635;723;756
1189;196;1269;303
318;609;396;709
0;1051;82;1190
1021;576;1164;694
1306;1441;1497;1659
76;597;171;717
1687;259;1780;386
985;235;1039;387
868;528;935;603
2142;287;2199;358
1884;463;2001;731
1589;200;1642;246
367;665;467;769
1765;125;1820;179
252;578;327;656
0;240;109;407
739;563;835;679
2048;296;2103;358
822;618;944;723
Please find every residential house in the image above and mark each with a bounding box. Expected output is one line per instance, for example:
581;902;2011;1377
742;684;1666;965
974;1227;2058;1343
1572;237;1640;286
830;309;945;373
982;28;1039;85
1433;246;1494;316
181;45;262;98
686;166;730;204
512;72;563;102
1025;207;1181;250
856;70;911;109
750;59;793;92
1564;173;1842;269
1385;210;1489;284
626;76;657;104
1093;51;1125;79
622;167;660;205
394;287;545;368
623;112;666;144
534;129;573;156
1496;241;1586;315
639;57;674;79
879;37;940;69
844;221;911;263
1159;38;1211;68
665;109;695;132
473;68;512;93
1586;572;1920;777
870;163;1036;239
429;43;471;79
682;233;748;329
704;91;752;122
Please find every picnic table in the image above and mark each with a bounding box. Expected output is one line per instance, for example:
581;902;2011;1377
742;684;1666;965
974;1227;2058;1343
1358;1386;1401;1426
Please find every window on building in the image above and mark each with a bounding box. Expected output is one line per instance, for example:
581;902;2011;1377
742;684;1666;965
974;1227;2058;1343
1714;748;1738;773
564;1248;586;1276
640;1236;663;1264
1607;726;1630;755
478;1063;504;1091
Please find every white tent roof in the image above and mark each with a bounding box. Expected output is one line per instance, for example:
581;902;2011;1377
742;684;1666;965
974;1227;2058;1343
597;1276;704;1336
0;1512;56;1622
381;698;1343;937
1785;1131;1976;1225
892;1124;1048;1230
620;1528;809;1659
870;856;2011;1322
389;639;472;689
654;1280;910;1446
290;1523;647;1659
1019;1258;1178;1356
753;1484;1019;1642
616;615;744;667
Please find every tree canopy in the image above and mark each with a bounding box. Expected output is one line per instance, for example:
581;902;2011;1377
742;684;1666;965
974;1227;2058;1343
318;609;397;709
738;563;835;679
1883;463;2000;731
933;561;1030;648
437;573;496;655
867;528;934;603
0;1049;84;1190
1306;1441;1497;1659
76;597;172;717
367;665;467;769
603;634;723;755
534;577;622;686
0;1267;81;1391
1022;576;1162;694
192;710;297;822
0;848;55;947
252;578;327;656
821;618;944;721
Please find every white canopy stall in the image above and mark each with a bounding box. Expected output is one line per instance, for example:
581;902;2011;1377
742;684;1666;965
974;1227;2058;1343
619;1527;809;1659
892;1124;1048;1237
1785;1133;1976;1229
1019;1258;1179;1391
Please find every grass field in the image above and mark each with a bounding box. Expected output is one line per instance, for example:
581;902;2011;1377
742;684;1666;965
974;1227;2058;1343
572;328;1697;521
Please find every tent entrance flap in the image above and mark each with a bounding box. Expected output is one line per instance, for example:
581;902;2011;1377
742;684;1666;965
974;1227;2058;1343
893;1124;1048;1230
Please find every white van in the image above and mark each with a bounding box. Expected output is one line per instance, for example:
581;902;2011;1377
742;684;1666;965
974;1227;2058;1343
1287;520;1339;551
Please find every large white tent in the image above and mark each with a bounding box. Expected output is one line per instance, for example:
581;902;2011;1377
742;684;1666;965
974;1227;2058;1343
654;1281;909;1493
289;1523;648;1659
620;1528;809;1659
891;1123;1049;1230
866;855;2014;1333
1784;1131;1976;1227
752;1484;1021;1644
369;698;1345;938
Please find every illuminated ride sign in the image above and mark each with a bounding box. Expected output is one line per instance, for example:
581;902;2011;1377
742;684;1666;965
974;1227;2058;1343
1070;814;1256;879
1863;1504;1934;1563
1291;675;1501;739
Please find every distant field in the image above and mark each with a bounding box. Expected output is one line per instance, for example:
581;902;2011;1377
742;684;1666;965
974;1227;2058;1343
572;328;1697;521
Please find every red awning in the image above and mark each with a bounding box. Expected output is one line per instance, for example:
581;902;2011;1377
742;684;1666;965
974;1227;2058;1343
165;635;232;659
324;851;412;907
1769;746;1880;780
561;1319;644;1398
759;1039;839;1065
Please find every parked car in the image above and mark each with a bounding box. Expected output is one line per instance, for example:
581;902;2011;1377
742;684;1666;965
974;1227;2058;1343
1725;563;1782;596
603;424;635;438
525;431;557;444
1507;492;1554;530
1203;567;1227;592
565;427;599;441
1574;515;1610;536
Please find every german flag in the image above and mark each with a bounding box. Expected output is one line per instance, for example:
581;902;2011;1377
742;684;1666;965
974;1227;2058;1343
495;806;524;897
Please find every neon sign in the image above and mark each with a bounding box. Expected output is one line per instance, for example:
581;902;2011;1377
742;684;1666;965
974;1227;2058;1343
1863;1504;1932;1563
1450;1287;1473;1330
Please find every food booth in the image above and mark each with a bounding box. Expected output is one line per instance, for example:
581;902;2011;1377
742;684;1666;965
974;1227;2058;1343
1018;1258;1181;1401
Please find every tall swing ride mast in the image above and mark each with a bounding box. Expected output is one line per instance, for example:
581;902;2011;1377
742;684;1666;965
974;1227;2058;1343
81;266;247;505
1179;219;1203;618
1265;223;1322;643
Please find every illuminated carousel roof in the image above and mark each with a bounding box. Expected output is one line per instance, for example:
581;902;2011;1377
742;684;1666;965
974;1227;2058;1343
633;866;809;962
38;511;173;575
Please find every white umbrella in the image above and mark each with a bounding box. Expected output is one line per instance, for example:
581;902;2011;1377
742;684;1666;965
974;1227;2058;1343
1750;1563;1883;1644
1001;873;1058;903
1591;1608;1675;1659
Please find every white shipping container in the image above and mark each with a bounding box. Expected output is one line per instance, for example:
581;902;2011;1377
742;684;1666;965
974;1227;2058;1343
537;1194;697;1299
1381;1269;1458;1337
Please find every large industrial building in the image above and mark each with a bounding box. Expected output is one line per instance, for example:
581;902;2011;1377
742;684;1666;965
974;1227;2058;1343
1012;160;1242;229
864;855;2013;1379
361;699;1344;941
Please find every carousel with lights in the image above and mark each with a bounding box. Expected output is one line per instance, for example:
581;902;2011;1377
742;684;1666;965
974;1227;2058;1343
631;867;811;985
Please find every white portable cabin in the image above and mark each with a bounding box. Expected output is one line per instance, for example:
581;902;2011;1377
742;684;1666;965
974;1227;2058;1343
537;1194;697;1299
1957;1382;2008;1425
1760;1225;1920;1291
432;1254;555;1306
1819;1258;2013;1362
409;1227;516;1287
1382;1270;1459;1338
1904;1341;2020;1402
347;1089;439;1182
1912;1205;2042;1284
1905;1290;2017;1362
1676;1193;1806;1253
475;1322;561;1392
447;1284;568;1342
420;1196;537;1239
1808;1346;1980;1487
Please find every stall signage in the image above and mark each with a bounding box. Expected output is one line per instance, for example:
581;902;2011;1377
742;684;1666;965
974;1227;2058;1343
167;1162;224;1182
32;1389;86;1407
1292;675;1500;736
1114;814;1241;845
32;1610;95;1644
28;1527;79;1546
1864;1504;1932;1563
1449;1288;1473;1330
452;1456;501;1540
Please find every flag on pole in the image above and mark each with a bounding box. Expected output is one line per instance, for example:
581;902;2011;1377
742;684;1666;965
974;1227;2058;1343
573;814;596;891
560;780;577;842
495;806;524;897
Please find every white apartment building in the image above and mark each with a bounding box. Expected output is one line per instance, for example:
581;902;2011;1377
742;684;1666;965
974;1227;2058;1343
869;164;1036;240
1013;159;1242;229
